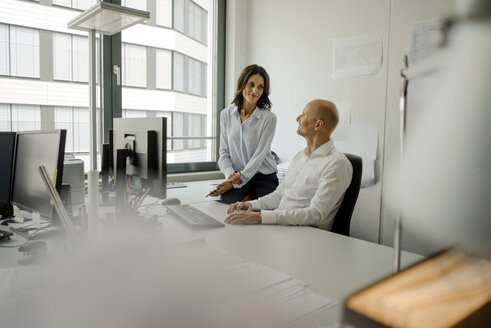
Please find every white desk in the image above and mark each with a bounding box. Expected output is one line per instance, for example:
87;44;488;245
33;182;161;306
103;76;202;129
153;180;424;324
0;180;423;325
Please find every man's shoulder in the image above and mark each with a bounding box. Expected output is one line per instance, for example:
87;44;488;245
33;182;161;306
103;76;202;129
327;147;353;172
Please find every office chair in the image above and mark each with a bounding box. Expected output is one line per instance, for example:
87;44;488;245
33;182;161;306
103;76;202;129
331;153;363;236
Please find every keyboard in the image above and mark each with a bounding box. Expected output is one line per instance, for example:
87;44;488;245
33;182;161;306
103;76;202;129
166;205;224;227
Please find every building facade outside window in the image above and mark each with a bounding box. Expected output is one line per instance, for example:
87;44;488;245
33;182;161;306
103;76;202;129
0;0;222;172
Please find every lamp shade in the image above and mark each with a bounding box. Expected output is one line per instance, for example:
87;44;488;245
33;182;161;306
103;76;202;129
67;2;150;35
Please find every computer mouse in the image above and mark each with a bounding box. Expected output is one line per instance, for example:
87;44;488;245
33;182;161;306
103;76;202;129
161;198;181;206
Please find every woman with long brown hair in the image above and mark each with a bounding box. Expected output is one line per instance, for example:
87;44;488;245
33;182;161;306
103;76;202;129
210;64;278;204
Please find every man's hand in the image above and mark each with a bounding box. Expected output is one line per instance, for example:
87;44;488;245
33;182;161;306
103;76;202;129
225;210;261;225
227;201;252;214
209;181;234;197
227;172;243;185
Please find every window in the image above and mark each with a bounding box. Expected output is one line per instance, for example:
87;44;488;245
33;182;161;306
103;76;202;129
156;0;173;28
173;0;207;44
172;112;184;150
53;33;90;82
156;49;172;89
122;0;146;11
0;104;41;131
174;0;185;33
122;43;146;87
52;0;96;11
119;0;223;171
174;52;206;96
122;109;147;118
0;24;39;78
54;107;90;153
0;104;9;130
173;52;185;92
187;113;203;149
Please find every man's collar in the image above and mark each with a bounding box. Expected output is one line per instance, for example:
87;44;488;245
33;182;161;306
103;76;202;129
303;139;334;158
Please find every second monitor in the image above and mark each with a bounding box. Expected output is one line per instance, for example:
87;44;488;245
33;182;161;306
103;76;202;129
112;117;167;199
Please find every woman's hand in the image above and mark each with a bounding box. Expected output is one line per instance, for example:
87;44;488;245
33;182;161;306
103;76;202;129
227;172;243;185
209;181;234;197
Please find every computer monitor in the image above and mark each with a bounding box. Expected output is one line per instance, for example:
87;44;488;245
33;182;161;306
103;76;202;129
0;132;16;217
11;130;67;218
113;117;167;199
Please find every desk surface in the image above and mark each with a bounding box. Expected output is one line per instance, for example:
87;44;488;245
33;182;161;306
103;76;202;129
1;180;423;325
155;180;423;324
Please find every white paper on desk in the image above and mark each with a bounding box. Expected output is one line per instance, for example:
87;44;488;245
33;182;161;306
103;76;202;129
333;123;378;188
224;261;292;291
332;33;383;79
8;220;51;230
274;290;337;323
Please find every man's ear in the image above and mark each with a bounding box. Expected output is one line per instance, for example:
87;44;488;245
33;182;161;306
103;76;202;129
315;119;325;129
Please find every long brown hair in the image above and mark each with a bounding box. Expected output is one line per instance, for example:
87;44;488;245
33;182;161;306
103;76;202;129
231;64;272;110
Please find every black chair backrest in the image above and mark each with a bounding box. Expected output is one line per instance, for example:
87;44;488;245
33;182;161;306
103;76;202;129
331;153;363;236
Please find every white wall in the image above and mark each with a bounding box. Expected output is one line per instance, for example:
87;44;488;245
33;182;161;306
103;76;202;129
226;0;454;248
226;0;391;243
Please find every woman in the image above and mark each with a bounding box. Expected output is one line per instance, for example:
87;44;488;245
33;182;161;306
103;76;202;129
211;64;278;204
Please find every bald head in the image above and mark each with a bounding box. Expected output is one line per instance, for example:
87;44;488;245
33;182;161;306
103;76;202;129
308;99;339;134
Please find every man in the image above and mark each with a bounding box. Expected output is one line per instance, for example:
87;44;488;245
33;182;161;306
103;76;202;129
225;99;353;231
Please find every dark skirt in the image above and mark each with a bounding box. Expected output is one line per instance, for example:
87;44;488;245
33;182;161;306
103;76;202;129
220;172;279;205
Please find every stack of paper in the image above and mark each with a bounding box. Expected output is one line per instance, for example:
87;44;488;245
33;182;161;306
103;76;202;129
222;261;337;324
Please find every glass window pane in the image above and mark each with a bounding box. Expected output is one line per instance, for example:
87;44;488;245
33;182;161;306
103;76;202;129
187;57;194;94
187;1;194;39
174;0;184;32
0;24;9;76
73;108;90;152
10;26;39;78
156;49;172;89
122;0;215;165
188;113;200;148
156;0;172;27
11;105;40;131
201;9;208;44
122;0;146;11
173;112;183;150
122;43;146;87
53;33;72;81
73;35;89;82
173;52;184;92
194;5;202;41
72;0;95;10
193;60;201;95
0;104;10;131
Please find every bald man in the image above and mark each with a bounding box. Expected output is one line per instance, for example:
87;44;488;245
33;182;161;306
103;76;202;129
225;99;353;231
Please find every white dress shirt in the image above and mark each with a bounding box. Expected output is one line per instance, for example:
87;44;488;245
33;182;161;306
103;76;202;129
218;105;277;188
249;140;353;231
